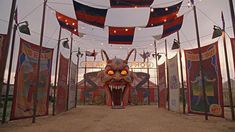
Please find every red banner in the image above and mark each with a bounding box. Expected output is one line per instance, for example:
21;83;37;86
56;54;69;114
11;39;53;120
0;34;6;65
185;42;224;117
158;62;166;108
231;38;235;75
0;34;7;96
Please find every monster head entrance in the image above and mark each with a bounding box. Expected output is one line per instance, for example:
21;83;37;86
101;49;136;108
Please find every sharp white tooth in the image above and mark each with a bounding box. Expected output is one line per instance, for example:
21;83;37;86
118;86;120;89
121;102;123;106
112;101;114;106
121;87;124;91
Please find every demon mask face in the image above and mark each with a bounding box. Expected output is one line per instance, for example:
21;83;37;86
100;49;137;108
84;49;150;108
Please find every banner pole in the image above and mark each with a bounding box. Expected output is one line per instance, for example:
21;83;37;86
165;39;170;111
1;24;17;124
222;26;235;121
0;0;17;111
154;40;159;108
75;48;79;108
84;52;87;105
33;0;47;123
177;32;186;114
67;33;73;110
52;27;62;116
192;5;208;120
147;57;150;105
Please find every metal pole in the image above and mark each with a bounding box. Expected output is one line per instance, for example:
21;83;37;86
229;0;235;37
75;48;80;107
52;27;62;116
177;32;186;114
84;53;87;105
165;39;170;111
147;57;150;105
67;33;73;110
222;30;235;120
154;40;159;108
193;5;208;120
1;24;17;124
32;0;47;123
0;0;17;110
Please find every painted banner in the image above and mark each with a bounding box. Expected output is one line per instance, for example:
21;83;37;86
11;39;53;120
185;42;224;117
0;34;6;101
231;38;235;75
0;34;6;66
56;54;69;114
158;62;166;108
168;55;180;112
68;62;77;109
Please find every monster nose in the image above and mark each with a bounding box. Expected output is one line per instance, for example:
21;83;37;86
113;73;121;81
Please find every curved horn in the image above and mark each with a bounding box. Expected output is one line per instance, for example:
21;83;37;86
101;49;109;61
125;48;136;62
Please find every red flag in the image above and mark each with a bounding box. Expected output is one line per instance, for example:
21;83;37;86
56;11;78;36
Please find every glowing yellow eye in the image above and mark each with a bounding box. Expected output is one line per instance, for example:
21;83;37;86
107;70;114;75
121;70;127;75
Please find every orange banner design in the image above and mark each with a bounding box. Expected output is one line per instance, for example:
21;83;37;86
11;39;53;120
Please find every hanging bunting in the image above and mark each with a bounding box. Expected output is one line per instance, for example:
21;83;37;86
73;0;108;28
161;15;184;38
68;62;77;109
168;54;180;112
158;62;166;108
56;54;69;114
56;11;78;35
146;1;182;27
11;39;53;120
185;42;224;117
109;27;135;45
110;0;154;8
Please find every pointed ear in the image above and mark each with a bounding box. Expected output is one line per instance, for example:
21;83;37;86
101;49;109;61
125;48;136;62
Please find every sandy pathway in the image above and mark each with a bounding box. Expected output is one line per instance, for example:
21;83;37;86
0;106;234;132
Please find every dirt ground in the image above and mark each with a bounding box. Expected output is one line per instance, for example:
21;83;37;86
0;106;234;132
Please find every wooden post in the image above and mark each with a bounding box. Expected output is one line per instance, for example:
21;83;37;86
193;5;208;120
52;27;62;116
32;0;47;123
165;39;170;110
1;24;17;124
177;32;186;114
